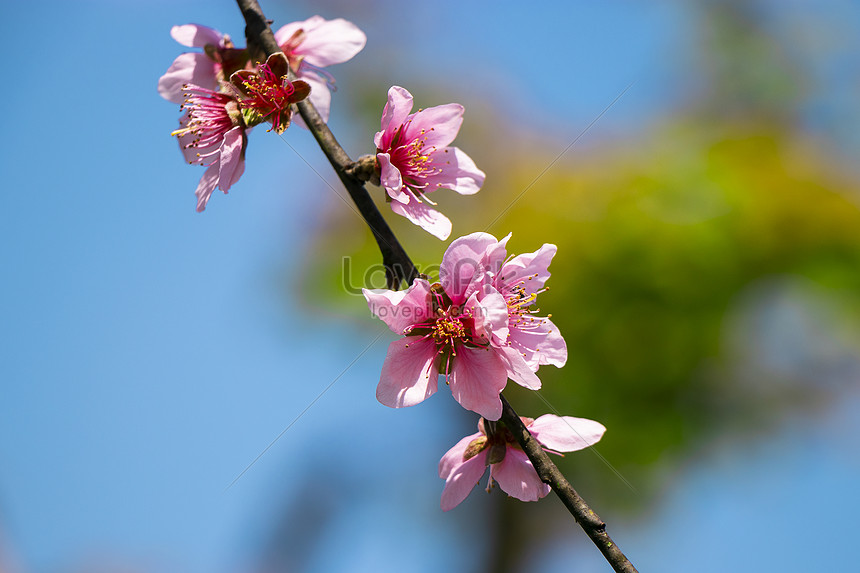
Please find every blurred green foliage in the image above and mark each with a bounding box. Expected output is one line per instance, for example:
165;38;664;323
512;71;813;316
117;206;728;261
296;8;860;569
304;116;860;506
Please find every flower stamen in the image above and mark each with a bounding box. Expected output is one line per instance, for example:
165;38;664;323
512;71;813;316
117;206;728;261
230;53;311;134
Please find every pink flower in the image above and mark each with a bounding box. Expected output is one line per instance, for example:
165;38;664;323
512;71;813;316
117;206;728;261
274;16;367;123
364;235;540;420
462;232;568;370
374;86;486;240
439;414;606;511
158;24;249;104
230;53;311;134
172;85;247;212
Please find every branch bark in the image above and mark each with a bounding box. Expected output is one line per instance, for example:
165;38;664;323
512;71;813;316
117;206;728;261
234;2;637;571
499;396;638;572
236;0;418;289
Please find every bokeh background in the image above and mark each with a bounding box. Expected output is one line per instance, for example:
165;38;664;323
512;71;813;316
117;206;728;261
2;0;859;572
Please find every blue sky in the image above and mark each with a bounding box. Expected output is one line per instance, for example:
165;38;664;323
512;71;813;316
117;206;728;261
1;1;858;572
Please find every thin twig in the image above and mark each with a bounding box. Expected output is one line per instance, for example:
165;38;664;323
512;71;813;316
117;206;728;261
235;0;418;289
234;2;638;570
500;396;638;573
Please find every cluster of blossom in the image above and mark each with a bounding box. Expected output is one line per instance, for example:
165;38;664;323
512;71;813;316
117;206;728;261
158;18;483;239
158;17;366;211
160;15;605;511
365;232;605;507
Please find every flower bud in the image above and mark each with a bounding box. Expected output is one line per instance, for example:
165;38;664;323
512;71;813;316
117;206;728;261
462;436;488;462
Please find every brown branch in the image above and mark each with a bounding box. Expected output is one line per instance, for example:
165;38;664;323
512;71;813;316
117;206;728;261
235;0;418;289
499;396;638;573
234;2;638;571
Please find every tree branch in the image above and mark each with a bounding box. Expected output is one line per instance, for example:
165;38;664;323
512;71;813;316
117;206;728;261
235;0;418;289
234;2;637;571
499;396;638;573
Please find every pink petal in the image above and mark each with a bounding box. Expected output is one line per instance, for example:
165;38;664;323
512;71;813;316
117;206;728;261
448;346;507;420
376;153;407;202
158;53;218;103
490;449;550;502
439;432;483;479
195;164;220;212
439;232;499;301
170;24;224;48
363;279;432;335
424;147;486;195
375;86;414;150
496;345;542;390
389;197;452;240
467;287;509;346
225;158;245;191
377;337;439;409
274;16;325;47
509;316;567;369
528;415;606;453
217;127;245;193
293;18;367;67
294;71;332;125
498;243;557;296
441;450;488;511
404;103;464;149
481;233;511;276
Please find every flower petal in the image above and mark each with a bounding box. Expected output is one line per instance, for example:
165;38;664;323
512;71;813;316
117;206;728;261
439;432;483;479
439;232;499;301
528;414;606;453
292;71;332;126
377;337;439;409
509;315;567;369
218;126;245;193
375;86;414;150
490;449;550;502
158;53;218;103
389;197;452;240
404;103;464;149
448;346;507;420
498;243;557;297
225;157;245;194
274;16;325;47
376;153;407;202
467;287;509;346
496;345;542;390
363;279;432;335
482;233;512;276
293;17;367;67
441;450;488;511
424;147;486;195
170;24;223;48
195;164;221;212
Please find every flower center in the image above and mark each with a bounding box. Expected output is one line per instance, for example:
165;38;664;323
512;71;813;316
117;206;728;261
430;308;467;348
235;58;310;134
403;283;487;381
384;120;443;192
